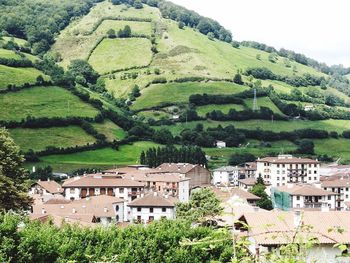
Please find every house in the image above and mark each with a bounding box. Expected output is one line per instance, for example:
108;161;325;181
216;140;226;148
123;172;190;202
212;166;240;186
235;210;350;262
271;184;336;210
320;164;350;176
29;180;64;201
304;105;314;111
154;163;211;188
128;193;176;223
230;188;261;206
321;177;350;210
31;195;125;226
256;155;320;187
104;166;190;202
238;178;258;191
62;174;144;221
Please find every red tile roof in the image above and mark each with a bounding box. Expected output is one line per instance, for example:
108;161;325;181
128;193;175;207
257;156;319;164
34;180;63;194
62;176;144;188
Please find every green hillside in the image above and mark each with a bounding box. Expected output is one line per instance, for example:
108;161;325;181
2;0;350;173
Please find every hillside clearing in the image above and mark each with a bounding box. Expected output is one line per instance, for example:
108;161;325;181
197;104;245;116
92;120;127;141
0;86;99;121
244;96;283;114
10;126;96;152
89;38;153;74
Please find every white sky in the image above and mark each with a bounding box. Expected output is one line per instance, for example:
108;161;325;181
170;0;350;67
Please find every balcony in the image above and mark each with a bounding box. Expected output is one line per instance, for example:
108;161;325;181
128;191;141;196
164;185;178;190
304;202;323;209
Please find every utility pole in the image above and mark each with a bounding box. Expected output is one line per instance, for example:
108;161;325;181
253;89;258;111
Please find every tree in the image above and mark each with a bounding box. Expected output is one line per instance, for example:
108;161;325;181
228;153;256;166
118;25;132;38
176;188;223;222
207;32;215;40
68;59;99;84
297;139;314;154
131;85;141;98
107;28;116;38
343;130;350;139
231;41;240;48
250;176;273;210
178;21;185;29
152;129;174;145
0;128;32;211
133;0;143;9
233;73;243;85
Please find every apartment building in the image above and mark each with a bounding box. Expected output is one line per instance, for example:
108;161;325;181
212;166;240;186
321;176;350;210
256;155;320;187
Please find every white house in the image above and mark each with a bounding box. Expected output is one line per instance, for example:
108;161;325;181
256;155;320;187
235;210;350;262
271;184;336;210
128;193;176;223
322;177;350;210
212;166;240;186
29;180;64;202
216;140;226;148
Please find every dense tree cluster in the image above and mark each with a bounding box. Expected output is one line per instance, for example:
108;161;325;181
0;0;101;54
140;145;207;168
0;214;234;262
207;107;287;121
229;153;256;166
250;176;273;210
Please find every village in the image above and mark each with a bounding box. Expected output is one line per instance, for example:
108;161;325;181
29;154;350;262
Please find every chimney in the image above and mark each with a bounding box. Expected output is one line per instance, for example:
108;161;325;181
131;176;135;181
153;192;158;197
72;208;76;214
82;205;86;208
294;210;302;228
41;208;46;214
60;205;64;209
104;207;108;213
47;178;50;182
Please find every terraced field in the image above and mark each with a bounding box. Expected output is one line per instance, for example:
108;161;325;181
92;120;127;141
89;38;153;74
10;126;96;152
244;96;284;114
96;20;153;36
0;65;48;89
196;104;246;116
0;86;99;121
132;81;249;110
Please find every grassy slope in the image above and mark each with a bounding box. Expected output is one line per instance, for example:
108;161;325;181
197;104;245;116
0;65;48;89
10;126;96;152
38;141;159;172
0;86;99;121
89;38;152;74
92;120;127;141
2;36;28;46
52;2;160;68
244;96;284;114
156;119;350;135
314;138;350;163
96;20;153;36
132;81;249;110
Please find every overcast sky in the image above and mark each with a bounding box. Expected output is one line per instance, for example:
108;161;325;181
170;0;350;67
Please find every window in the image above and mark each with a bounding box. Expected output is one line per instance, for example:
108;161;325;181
119;188;124;194
296;196;300;201
282;177;285;181
282;164;285;168
314;171;317;174
296;204;300;208
308;170;311;174
314;164;317;167
314;177;317;180
70;188;75;194
346;188;349;192
137;207;141;212
277;164;280;168
346;195;349;199
277;170;280;174
115;205;119;212
277;177;280;181
150;208;154;213
308;177;311;181
328;196;331;200
116;215;119;221
162;208;166;212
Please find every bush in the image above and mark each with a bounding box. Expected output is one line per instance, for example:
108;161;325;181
342;130;350;139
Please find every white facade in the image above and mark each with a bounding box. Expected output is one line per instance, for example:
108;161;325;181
322;184;350;210
216;141;226;148
129;206;175;223
212;166;240;186
256;155;320;188
289;195;336;210
178;180;190;202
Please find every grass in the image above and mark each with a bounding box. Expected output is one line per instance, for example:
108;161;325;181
196;104;245;116
9;126;96;152
2;36;28;47
0;86;99;121
92;120;127;141
52;2;159;68
132;81;249;110
244;96;283;114
138;110;172;120
38;141;160;172
0;48;23;59
89;38;152;74
314;138;350;163
0;65;48;89
155;119;350;135
96;20;153;36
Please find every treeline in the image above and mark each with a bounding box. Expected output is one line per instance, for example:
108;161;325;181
245;67;325;87
241;41;350;76
113;0;232;42
0;57;33;67
207;107;287;121
140;145;207;167
0;0;101;54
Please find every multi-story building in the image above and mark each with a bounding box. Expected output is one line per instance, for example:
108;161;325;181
154;163;211;188
239;162;257;179
62;174;144;220
321;176;350;210
29;179;63;199
128;193;175;223
256;155;320;187
272;184;336;210
212;166;240;186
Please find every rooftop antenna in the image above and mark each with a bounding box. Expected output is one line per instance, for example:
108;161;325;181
253;89;258;111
